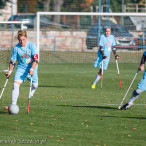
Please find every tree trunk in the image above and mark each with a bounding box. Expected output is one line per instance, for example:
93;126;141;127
53;0;63;24
44;0;50;12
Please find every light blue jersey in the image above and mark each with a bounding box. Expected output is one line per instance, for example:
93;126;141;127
11;41;38;83
93;34;116;70
137;51;146;91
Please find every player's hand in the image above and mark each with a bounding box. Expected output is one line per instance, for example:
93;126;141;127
139;64;144;71
115;55;119;59
5;72;11;77
28;68;34;75
102;56;107;59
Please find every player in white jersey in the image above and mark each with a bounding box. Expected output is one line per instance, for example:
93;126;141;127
121;51;146;110
5;30;38;108
91;27;119;89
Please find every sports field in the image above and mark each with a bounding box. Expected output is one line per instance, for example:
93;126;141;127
0;62;145;146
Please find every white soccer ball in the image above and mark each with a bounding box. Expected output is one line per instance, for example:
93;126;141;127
8;104;19;114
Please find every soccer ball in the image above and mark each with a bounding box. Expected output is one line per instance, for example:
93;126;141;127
8;104;19;114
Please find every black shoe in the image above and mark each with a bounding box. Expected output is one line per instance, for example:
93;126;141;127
121;103;132;110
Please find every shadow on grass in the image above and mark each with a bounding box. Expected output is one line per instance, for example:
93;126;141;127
56;105;146;120
39;85;67;88
56;105;117;110
38;85;83;88
23;85;67;88
98;115;146;120
0;110;8;114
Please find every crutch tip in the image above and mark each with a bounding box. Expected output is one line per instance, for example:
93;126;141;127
118;106;121;110
4;106;8;109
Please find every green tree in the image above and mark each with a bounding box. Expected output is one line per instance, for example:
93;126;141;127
110;0;141;12
37;0;51;12
0;0;10;9
62;0;93;12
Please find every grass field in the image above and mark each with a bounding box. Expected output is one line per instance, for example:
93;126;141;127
0;62;145;146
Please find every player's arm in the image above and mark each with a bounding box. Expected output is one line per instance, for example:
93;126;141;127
139;53;146;71
100;46;107;59
112;46;119;59
29;54;38;75
5;60;16;77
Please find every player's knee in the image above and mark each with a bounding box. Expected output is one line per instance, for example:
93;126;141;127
133;88;143;96
32;83;38;89
135;88;143;95
13;82;20;89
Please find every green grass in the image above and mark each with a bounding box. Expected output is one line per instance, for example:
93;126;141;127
0;62;145;146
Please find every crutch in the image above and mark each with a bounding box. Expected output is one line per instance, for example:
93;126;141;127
27;76;33;114
118;69;139;109
115;59;122;88
0;77;9;100
101;60;103;89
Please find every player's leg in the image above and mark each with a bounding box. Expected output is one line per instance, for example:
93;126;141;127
11;80;23;104
121;88;144;110
123;72;146;110
121;72;146;110
11;69;26;104
92;59;109;89
92;56;101;89
29;82;38;97
128;88;144;105
92;69;104;88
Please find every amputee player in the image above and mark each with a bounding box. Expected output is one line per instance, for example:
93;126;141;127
5;30;38;108
91;27;119;89
121;51;146;110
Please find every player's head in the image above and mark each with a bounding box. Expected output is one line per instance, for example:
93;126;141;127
105;27;111;37
17;30;27;47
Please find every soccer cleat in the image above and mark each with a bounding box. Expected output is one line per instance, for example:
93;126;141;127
4;106;8;110
121;103;133;110
91;84;96;89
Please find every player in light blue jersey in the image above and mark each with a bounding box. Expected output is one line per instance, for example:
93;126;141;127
121;51;146;110
5;30;38;107
91;27;119;89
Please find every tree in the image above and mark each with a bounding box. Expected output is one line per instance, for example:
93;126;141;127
37;0;51;12
44;0;50;11
27;0;37;13
0;0;10;9
62;0;93;12
53;0;63;23
110;0;141;12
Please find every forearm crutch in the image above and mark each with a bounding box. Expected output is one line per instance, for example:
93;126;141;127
115;59;122;88
27;76;33;114
0;77;9;100
101;60;103;89
118;69;139;109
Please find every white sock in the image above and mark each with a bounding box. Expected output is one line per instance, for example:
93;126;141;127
11;83;20;105
128;88;143;105
30;83;38;97
93;74;101;84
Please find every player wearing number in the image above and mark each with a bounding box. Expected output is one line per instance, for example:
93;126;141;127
5;30;38;107
121;51;146;110
91;27;119;89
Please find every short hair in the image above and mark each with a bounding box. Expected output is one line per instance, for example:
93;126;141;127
105;27;111;32
17;30;27;39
